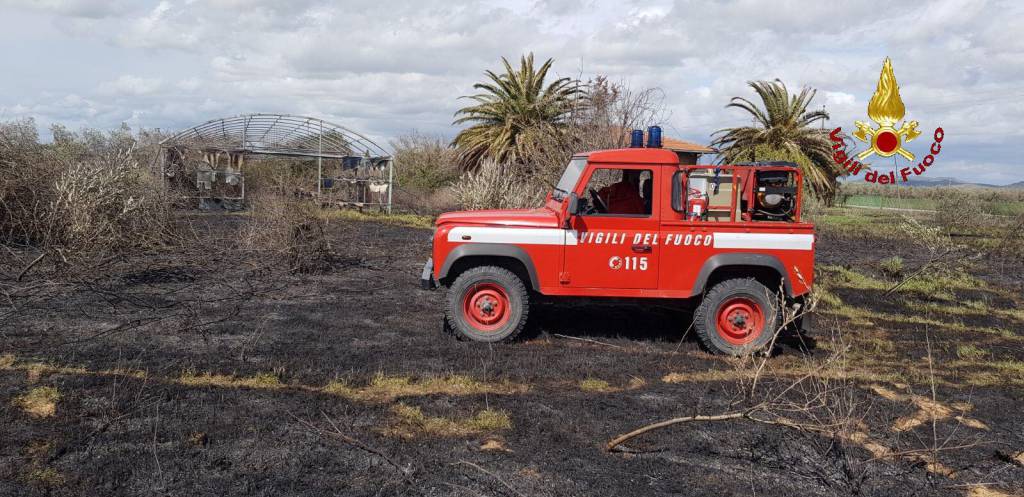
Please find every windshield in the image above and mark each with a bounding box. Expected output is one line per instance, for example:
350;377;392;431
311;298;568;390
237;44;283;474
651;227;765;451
552;157;587;200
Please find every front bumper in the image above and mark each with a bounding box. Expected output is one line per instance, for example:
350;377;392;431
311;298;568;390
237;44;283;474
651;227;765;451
420;258;436;290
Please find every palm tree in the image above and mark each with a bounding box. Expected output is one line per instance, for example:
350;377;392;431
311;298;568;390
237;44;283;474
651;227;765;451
453;54;582;170
712;80;844;203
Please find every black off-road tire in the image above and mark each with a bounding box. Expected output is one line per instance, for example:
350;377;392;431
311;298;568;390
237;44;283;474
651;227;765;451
445;266;530;343
694;278;780;356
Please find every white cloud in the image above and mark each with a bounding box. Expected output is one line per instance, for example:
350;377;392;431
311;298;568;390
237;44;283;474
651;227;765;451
823;92;855;107
99;75;163;96
175;78;202;91
3;0;134;18
115;1;202;50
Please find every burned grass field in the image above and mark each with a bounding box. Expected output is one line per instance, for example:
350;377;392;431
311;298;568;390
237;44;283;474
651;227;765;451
2;208;1023;497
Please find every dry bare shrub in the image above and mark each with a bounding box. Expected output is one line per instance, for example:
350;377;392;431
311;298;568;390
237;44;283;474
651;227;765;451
390;133;461;213
523;77;667;187
934;190;986;231
238;155;315;198
450;159;547;210
0;119;53;246
875;215;974;294
900;215;958;257
391;133;459;193
391;187;458;215
47;146;175;256
1;120;178;263
241;192;332;273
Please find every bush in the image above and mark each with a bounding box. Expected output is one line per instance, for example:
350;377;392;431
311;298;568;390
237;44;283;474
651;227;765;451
241;192;332;273
519;77;666;188
450;159;547;210
1;120;177;261
934;190;986;231
956;344;988;360
391;133;459;193
391;187;457;215
0;119;51;245
879;256;903;279
48;147;175;254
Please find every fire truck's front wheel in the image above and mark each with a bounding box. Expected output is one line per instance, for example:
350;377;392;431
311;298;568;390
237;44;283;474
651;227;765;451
445;266;529;343
694;278;779;356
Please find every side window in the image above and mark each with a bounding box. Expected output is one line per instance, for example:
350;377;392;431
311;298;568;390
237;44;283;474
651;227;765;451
581;168;652;216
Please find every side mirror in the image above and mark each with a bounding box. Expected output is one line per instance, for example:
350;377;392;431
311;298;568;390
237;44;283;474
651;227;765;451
566;192;580;216
564;192;579;229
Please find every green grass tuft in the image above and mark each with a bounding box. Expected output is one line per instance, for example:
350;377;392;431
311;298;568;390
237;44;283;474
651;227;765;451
956;344;988;360
15;386;61;418
579;378;613;392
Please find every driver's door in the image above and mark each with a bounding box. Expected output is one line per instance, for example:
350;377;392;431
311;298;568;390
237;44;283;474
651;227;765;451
563;165;660;289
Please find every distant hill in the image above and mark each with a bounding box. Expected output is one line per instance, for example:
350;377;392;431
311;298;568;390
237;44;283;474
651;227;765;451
843;176;1024;189
901;177;998;188
905;176;1024;187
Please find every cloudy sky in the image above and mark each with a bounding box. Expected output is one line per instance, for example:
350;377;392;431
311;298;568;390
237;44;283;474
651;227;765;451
1;0;1022;184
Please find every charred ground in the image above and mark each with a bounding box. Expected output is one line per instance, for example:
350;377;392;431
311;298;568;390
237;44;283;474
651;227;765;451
1;209;1023;497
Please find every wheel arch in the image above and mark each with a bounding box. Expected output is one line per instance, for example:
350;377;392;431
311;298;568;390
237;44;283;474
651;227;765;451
692;253;792;297
437;244;539;291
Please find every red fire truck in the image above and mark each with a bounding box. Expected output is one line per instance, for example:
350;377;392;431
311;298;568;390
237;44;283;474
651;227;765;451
421;131;815;355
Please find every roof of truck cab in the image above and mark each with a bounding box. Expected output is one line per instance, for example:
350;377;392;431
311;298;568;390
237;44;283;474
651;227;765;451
580;148;681;165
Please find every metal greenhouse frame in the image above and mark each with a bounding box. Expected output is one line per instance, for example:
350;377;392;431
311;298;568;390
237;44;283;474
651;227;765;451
158;113;393;212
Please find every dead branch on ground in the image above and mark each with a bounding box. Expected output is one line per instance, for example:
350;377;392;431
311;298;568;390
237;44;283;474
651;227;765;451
454;460;526;497
607;322;845;452
551;333;623;348
289;410;413;480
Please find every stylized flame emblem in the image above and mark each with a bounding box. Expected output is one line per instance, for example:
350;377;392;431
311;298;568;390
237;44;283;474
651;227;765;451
853;58;921;160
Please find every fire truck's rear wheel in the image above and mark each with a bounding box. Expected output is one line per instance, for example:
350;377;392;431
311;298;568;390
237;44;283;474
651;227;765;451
445;266;529;343
694;278;779;356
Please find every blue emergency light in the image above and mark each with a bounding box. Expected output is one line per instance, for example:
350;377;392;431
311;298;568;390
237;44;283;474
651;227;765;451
630;129;644;148
646;126;662;148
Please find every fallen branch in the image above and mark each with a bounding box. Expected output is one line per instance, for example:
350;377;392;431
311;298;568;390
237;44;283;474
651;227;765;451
606;410;752;451
289;410;412;479
455;460;525;497
17;252;47;282
608;343;849;451
606;406;841;452
552;334;623;348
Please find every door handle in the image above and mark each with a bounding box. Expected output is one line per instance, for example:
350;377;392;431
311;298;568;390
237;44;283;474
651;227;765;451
631;244;652;253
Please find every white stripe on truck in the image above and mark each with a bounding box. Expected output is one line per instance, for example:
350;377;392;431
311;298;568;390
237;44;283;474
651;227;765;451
712;232;813;251
448;227;577;245
447;227;812;251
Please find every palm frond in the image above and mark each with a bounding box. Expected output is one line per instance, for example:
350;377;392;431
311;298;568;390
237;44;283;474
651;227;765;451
713;79;841;203
453;53;582;170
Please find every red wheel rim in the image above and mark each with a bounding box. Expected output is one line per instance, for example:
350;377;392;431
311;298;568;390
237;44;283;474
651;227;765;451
461;283;511;332
715;297;765;345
